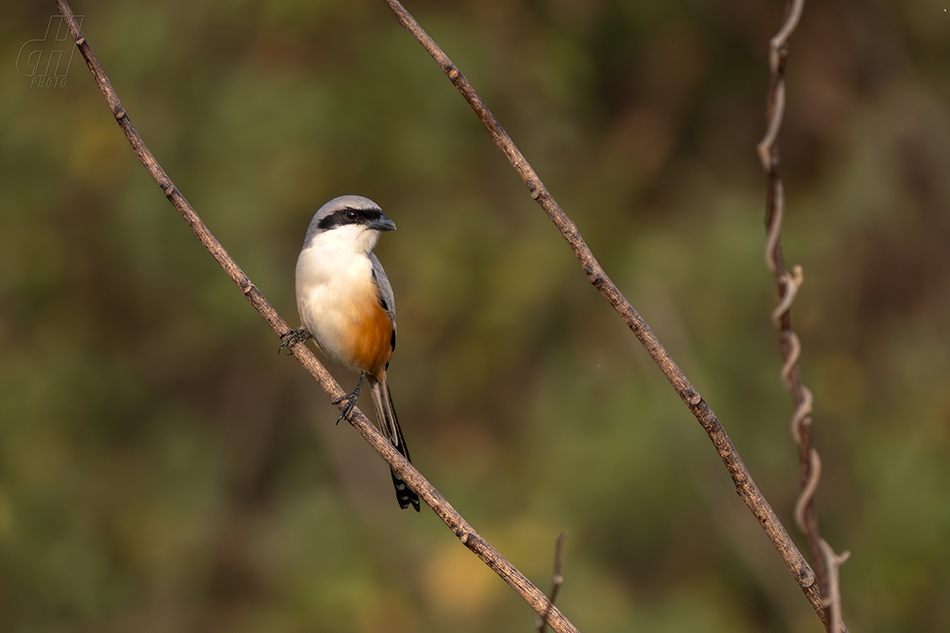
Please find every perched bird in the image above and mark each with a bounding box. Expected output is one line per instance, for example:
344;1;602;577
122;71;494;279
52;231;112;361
284;195;420;511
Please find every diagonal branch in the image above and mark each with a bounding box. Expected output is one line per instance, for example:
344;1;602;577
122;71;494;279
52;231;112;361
382;0;836;628
54;2;578;632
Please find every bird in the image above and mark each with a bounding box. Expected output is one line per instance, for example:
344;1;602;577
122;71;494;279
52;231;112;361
282;195;420;512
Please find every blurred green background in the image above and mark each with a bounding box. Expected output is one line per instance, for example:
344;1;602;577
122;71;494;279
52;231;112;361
2;0;949;631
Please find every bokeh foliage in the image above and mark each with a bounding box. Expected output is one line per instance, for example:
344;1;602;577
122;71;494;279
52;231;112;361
2;0;949;631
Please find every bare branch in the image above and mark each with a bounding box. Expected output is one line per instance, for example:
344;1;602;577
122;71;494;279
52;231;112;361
757;0;849;630
819;540;851;633
537;530;568;633
382;0;831;626
54;2;578;631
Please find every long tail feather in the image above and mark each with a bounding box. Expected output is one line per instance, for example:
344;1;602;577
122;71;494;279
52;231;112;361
369;375;420;512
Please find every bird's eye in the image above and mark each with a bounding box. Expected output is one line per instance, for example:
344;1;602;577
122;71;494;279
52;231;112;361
345;210;359;221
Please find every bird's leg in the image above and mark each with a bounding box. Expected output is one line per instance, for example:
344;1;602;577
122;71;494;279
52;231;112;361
278;328;311;354
332;373;365;423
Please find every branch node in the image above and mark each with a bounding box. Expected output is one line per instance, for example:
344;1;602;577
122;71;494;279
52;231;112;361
584;265;602;285
688;392;702;406
114;108;127;121
800;567;817;588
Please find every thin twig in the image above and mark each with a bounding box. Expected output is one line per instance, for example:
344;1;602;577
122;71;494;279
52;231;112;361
54;2;578;632
537;530;568;633
382;0;832;627
819;540;851;633
757;0;850;630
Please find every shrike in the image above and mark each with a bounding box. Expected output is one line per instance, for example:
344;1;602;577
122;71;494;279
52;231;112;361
284;195;420;512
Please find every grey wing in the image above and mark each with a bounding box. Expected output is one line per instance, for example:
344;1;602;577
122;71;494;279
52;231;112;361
369;253;396;324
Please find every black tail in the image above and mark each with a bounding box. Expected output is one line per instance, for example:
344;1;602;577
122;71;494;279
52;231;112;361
368;375;420;512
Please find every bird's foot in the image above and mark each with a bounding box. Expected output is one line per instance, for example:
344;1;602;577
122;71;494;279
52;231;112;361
278;328;311;354
332;373;365;423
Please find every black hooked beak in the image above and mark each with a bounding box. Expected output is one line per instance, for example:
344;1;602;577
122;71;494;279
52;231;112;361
368;214;396;232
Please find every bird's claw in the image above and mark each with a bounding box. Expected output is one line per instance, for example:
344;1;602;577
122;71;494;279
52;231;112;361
332;392;359;423
278;328;311;354
332;373;365;424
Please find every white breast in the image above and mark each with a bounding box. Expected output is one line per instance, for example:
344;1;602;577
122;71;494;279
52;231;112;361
295;225;382;370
